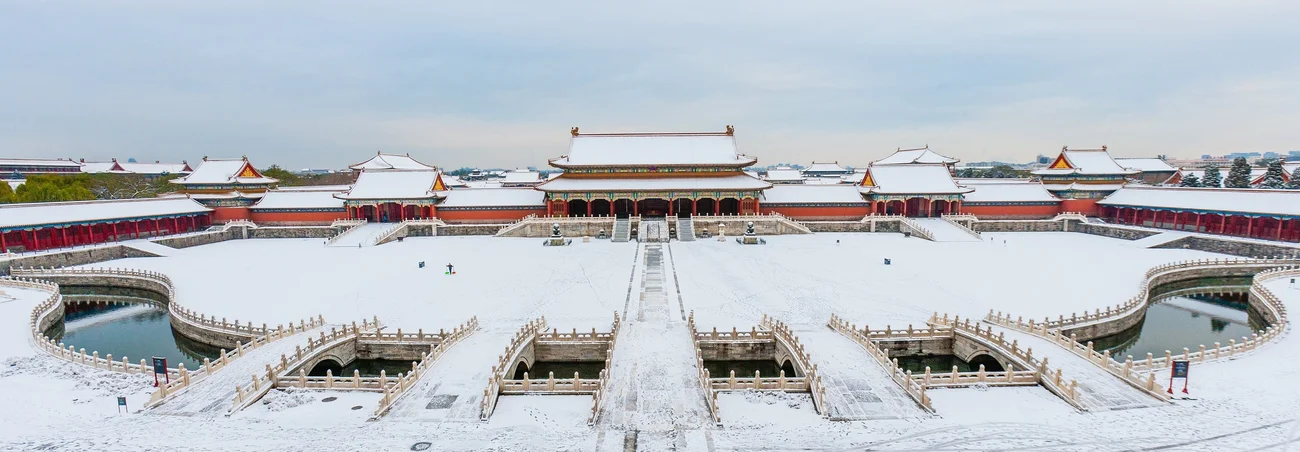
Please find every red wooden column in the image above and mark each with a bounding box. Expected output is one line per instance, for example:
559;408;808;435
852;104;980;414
61;228;69;247
1277;219;1284;241
587;202;593;216
633;200;639;217
29;230;39;251
692;199;698;215
713;200;719;215
134;221;141;238
547;201;553;216
0;232;6;253
1246;216;1254;237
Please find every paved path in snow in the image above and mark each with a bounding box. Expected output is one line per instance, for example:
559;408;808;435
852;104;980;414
912;218;981;242
383;327;510;422
597;243;711;450
328;223;391;247
993;326;1165;411
150;326;328;417
791;326;927;420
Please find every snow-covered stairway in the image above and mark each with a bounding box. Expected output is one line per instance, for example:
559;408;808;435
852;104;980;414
912;218;981;242
149;326;329;417
1126;231;1191;248
327;223;391;247
596;244;710;449
612;217;631;242
638;217;669;243
676;216;695;241
794;326;927;420
383;328;512;422
993;326;1165;411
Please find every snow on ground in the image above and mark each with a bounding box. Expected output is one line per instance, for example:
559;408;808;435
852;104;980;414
714;391;822;429
4;233;1300;450
81;236;635;331
239;388;382;424
673;232;1226;328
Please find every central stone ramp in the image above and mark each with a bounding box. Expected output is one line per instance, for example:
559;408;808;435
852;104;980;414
994;326;1164;411
793;326;926;420
327;223;391;247
597;244;710;450
911;218;981;242
383;328;512;422
150;325;329;417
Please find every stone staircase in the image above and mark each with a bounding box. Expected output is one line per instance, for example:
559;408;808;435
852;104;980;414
611;217;632;242
676;216;695;241
638;217;669;243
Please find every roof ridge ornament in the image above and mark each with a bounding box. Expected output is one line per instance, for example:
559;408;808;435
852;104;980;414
725;125;734;135
571;127;580;137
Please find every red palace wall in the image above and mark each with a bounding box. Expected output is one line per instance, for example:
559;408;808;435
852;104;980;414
249;210;347;224
438;208;547;224
960;204;1061;219
1059;199;1100;216
760;205;872;220
211;207;252;222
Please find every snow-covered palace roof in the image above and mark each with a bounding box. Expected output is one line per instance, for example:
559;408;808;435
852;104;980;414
438;188;546;208
1032;147;1138;177
1099;186;1300;218
860;164;972;195
961;182;1061;203
171;157;278;186
349;152;436;171
764;167;804;183
802;161;850;174
252;188;347;210
337;170;446;200
0;197;211;230
536;174;771;192
1115;158;1177;173
549;127;757;168
873;147;958;165
761;185;868;204
82;159;192;175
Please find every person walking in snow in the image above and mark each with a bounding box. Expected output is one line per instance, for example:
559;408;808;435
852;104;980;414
446;263;454;274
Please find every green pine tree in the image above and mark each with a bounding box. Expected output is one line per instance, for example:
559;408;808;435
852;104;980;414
1179;173;1201;187
1289;166;1300;189
1201;165;1222;188
1259;159;1287;189
1224;158;1252;188
0;181;15;203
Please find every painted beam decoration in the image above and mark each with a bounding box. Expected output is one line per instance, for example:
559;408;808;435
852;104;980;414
547;190;762;202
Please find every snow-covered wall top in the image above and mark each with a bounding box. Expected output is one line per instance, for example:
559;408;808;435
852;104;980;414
537;174;771;192
0;197;211;229
439;188;546;208
961;183;1061;203
761;185;869;204
554;133;755;167
1099;186;1300;217
251;190;346;210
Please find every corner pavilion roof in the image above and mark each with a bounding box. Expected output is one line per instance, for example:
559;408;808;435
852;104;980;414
1032;147;1138;177
873;147;958;165
171;157;278;185
858;164;972;195
336;170;447;200
549;127;757;169
349;152;436;171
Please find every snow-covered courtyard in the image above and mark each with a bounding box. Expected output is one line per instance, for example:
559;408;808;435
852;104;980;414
2;232;1299;451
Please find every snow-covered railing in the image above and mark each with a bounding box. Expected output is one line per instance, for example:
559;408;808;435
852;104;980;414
691;213;812;234
940;214;982;239
929;313;1110;409
825;316;953;341
11;266;311;341
991;267;1295;377
693;326;775;342
1053;212;1088;222
228;321;370;414
499;376;603;393
479;317;547;420
585;313;620;425
986;258;1299;332
371;316;477;419
708;374;810;391
913;367;1039;388
373;218;447;246
325;220;367;246
897;217;935;241
827;314;934;412
760;315;828;417
686;312;723;424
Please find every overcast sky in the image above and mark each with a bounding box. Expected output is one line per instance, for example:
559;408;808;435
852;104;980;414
2;1;1298;170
